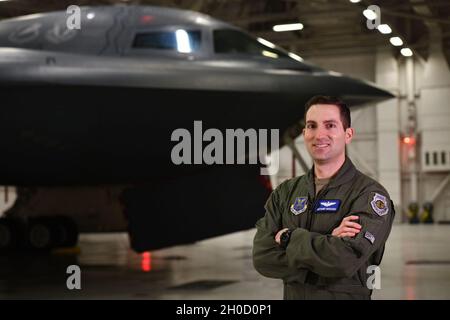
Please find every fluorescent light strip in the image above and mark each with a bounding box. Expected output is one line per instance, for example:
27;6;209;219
288;52;303;62
257;37;275;49
273;23;303;32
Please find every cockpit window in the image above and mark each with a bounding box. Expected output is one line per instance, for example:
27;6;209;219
213;29;289;59
133;30;201;52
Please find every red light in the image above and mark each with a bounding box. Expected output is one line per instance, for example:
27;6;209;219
402;136;415;145
141;252;152;272
140;15;154;24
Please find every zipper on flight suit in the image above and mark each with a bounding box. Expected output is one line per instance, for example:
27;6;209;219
304;186;329;286
306;186;328;231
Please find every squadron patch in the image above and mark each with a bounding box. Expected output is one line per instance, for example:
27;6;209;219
364;231;376;244
370;193;389;216
290;197;307;215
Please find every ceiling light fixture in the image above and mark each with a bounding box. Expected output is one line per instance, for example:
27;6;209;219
273;23;303;32
363;9;377;20
401;48;413;57
390;36;403;46
377;24;392;34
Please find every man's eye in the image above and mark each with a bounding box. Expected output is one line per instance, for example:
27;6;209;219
306;124;315;129
326;123;336;129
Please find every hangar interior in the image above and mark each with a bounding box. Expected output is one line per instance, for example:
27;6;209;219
0;0;450;299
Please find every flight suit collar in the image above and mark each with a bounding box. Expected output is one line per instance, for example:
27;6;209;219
306;156;357;197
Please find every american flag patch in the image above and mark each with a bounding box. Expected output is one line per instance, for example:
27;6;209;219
364;231;375;244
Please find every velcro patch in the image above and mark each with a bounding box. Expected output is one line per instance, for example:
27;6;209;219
364;231;376;244
290;197;308;215
370;193;389;216
314;199;341;213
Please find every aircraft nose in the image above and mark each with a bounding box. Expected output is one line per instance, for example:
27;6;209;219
317;72;395;106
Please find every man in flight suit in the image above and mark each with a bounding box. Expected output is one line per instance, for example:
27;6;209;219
253;95;395;300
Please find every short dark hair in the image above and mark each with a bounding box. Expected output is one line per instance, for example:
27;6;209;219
304;95;351;130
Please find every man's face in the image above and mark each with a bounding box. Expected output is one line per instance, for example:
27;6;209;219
303;104;353;164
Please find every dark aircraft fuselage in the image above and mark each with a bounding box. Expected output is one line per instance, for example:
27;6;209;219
0;5;393;251
0;5;392;186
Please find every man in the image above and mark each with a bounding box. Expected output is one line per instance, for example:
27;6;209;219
253;95;395;300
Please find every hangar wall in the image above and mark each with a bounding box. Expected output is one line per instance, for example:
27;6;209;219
414;39;450;223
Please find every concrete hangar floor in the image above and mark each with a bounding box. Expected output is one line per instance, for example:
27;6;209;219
0;224;449;299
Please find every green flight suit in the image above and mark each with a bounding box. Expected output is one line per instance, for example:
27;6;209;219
253;157;395;300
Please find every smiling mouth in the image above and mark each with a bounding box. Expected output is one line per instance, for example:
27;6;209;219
313;144;330;148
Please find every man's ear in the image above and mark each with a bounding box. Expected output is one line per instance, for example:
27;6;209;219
345;127;354;144
302;128;306;136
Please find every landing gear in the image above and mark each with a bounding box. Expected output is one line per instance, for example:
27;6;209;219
27;218;54;250
49;216;79;248
0;218;26;251
0;216;79;252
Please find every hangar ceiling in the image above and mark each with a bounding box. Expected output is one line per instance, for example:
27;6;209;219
0;0;449;62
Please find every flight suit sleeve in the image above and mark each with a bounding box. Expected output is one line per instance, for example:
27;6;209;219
285;188;395;278
252;183;302;281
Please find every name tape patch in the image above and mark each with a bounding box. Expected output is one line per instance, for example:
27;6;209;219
314;199;341;213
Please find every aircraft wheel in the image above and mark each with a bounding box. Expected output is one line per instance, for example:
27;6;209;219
51;216;79;248
27;218;57;251
0;218;25;251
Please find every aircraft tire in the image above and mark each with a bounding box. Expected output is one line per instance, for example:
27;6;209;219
50;216;79;248
0;218;26;252
26;217;58;251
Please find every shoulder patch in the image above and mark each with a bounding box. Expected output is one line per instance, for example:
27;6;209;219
370;193;389;216
290;197;308;215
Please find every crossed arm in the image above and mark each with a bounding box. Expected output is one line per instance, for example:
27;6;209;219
253;188;394;279
274;215;362;244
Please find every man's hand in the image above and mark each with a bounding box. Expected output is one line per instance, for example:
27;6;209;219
332;215;361;238
275;228;289;244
